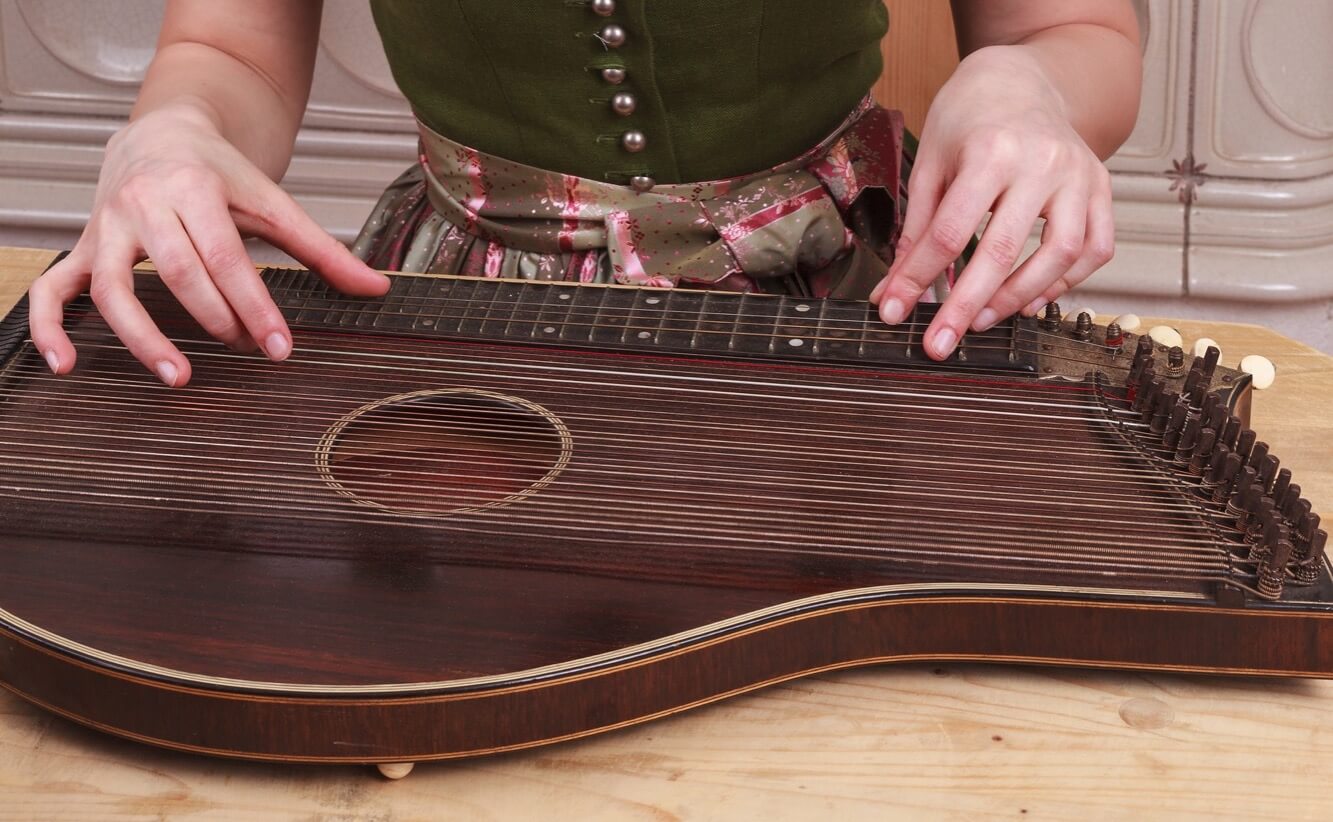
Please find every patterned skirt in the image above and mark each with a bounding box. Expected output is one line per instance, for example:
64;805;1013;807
352;98;926;301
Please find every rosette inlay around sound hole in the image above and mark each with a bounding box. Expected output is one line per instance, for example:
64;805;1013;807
317;389;572;516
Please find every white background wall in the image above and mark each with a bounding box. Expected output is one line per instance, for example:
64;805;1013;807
1;0;1329;351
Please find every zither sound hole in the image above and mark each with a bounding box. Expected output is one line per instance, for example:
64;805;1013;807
323;390;570;516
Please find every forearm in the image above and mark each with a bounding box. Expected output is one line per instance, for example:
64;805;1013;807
131;44;303;179
128;0;323;181
1004;24;1142;159
950;0;1142;160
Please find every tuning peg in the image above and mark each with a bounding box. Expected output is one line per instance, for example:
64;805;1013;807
1191;337;1221;360
1258;538;1294;599
1073;307;1097;323
1113;313;1142;332
1148;325;1183;349
1039;302;1062;331
1073;312;1093;341
1239;354;1276;390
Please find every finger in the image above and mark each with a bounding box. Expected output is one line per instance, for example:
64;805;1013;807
240;180;390;296
974;188;1090;329
924;188;1047;359
134;207;257;352
179;202;293;362
875;168;1002;325
28;249;93;374
872;155;945;304
89;232;192;386
1021;173;1114;316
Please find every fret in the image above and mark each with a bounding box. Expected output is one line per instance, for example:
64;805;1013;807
505;278;548;339
655;289;703;349
410;275;453;334
436;276;477;335
457;279;500;334
525;280;567;340
730;293;781;357
691;291;740;353
487;279;525;338
367;276;411;331
590;285;638;345
626;289;666;347
860;302;914;362
812;299;866;361
560;282;606;343
772;296;822;360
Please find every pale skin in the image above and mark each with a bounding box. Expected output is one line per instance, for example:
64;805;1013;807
28;0;1141;385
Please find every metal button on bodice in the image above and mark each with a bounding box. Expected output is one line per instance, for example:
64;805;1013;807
600;67;627;84
599;24;626;47
590;0;616;16
610;91;636;116
630;175;656;193
621;130;646;152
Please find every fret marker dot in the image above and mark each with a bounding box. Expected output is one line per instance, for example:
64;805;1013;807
789;338;805;347
794;304;811;313
422;319;435;326
543;326;556;334
558;293;571;300
645;297;661;305
637;331;652;339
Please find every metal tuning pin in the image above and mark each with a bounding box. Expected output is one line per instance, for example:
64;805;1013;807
1248;441;1271;476
1149;390;1174;434
1228;466;1259;513
1188;427;1217;474
1166;345;1186;376
1220;414;1242;450
1039;302;1062;331
1202;397;1227;434
1211;452;1243;503
1073;312;1093;341
1235;429;1258;465
1200;345;1221;380
1162;398;1190;450
1131;371;1156;412
1134;333;1154;362
1175;417;1201;464
1281;485;1305;522
1256;453;1280;493
1294;524;1327;586
1105;321;1124;349
1192;337;1220;359
1258;538;1294;600
1271;468;1293;509
1246;496;1275;546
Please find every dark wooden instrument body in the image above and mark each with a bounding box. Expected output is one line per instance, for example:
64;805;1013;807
0;266;1328;764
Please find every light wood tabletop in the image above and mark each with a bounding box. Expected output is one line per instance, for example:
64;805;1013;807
1;245;1330;821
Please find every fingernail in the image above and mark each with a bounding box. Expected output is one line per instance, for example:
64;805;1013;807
932;327;958;359
881;297;906;325
155;360;179;387
43;349;60;373
974;307;999;332
265;332;291;361
1023;297;1046;317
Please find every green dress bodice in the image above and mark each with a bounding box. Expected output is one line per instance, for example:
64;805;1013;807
370;0;888;184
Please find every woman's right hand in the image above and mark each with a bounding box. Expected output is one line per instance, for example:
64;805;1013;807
28;103;390;387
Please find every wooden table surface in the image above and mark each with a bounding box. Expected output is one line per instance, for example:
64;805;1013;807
1;246;1330;821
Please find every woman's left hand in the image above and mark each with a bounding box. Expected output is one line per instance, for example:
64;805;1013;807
869;46;1115;361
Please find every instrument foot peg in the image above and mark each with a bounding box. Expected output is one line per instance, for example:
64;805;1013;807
376;762;416;779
